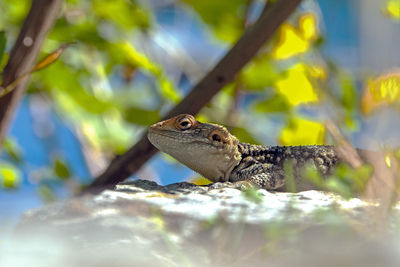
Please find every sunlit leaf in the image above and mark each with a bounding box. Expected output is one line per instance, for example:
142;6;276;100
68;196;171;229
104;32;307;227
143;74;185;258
0;43;72;98
32;43;72;72
272;24;308;60
0;31;6;66
272;13;318;60
299;13;318;40
384;0;400;21
362;72;400;114
190;176;212;185
53;158;71;180
279;116;325;145
0;162;21;189
274;63;319;106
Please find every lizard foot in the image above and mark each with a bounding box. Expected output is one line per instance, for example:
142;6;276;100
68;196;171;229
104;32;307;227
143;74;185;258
208;181;257;191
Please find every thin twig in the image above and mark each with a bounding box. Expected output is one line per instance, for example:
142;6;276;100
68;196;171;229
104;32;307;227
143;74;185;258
0;0;62;148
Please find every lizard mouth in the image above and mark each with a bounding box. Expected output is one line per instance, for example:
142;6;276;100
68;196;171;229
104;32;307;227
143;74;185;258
148;129;225;150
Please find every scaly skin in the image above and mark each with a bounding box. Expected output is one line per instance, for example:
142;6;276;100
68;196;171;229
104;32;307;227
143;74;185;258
148;114;340;191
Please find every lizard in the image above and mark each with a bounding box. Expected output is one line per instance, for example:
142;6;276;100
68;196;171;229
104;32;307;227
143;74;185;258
147;114;344;191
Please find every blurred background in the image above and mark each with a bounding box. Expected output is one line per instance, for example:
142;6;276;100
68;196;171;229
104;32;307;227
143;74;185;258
1;0;400;228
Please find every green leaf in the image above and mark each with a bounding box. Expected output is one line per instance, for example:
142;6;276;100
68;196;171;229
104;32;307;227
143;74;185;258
1;43;72;98
253;93;291;113
325;178;353;198
231;126;260;144
0;162;21;189
38;184;57;203
339;74;359;130
283;160;296;192
241;56;279;91
123;106;160;126
0;31;6;67
340;74;357;112
49;19;107;46
3;137;23;163
38;63;116;114
92;0;151;30
303;164;324;188
118;42;181;103
181;0;246;43
242;188;263;204
53;158;71;180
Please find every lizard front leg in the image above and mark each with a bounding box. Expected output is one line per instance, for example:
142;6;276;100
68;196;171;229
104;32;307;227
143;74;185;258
231;163;286;190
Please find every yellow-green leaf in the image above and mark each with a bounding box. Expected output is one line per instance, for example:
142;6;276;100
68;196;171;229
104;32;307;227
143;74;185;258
272;13;318;60
0;162;21;189
3;137;23;163
384;0;400;21
362;72;400;114
274;63;320;106
279;116;325;145
123;106;160;126
0;43;72;98
32;43;72;72
253;93;291;113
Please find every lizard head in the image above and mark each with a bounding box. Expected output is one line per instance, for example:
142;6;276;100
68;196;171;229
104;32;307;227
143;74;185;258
148;114;242;182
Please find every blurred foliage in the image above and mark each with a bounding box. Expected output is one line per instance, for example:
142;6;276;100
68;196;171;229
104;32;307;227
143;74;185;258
303;163;372;198
2;137;23;163
0;161;21;189
362;72;400;115
280;116;325;145
0;43;71;97
181;0;247;43
271;13;318;60
0;31;6;65
384;0;400;21
0;0;399;202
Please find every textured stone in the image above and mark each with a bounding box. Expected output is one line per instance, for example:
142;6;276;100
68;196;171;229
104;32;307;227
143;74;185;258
2;180;400;267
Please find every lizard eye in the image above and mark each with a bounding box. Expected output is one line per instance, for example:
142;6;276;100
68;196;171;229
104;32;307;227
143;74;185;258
212;134;222;142
209;131;225;143
177;118;192;130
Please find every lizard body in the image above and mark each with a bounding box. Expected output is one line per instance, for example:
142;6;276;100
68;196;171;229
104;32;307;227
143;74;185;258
148;114;340;191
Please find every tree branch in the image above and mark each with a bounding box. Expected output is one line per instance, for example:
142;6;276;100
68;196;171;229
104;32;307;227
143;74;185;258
84;0;303;194
0;0;62;148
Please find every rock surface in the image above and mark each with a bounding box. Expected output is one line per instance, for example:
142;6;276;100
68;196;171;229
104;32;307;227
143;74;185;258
2;180;400;266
